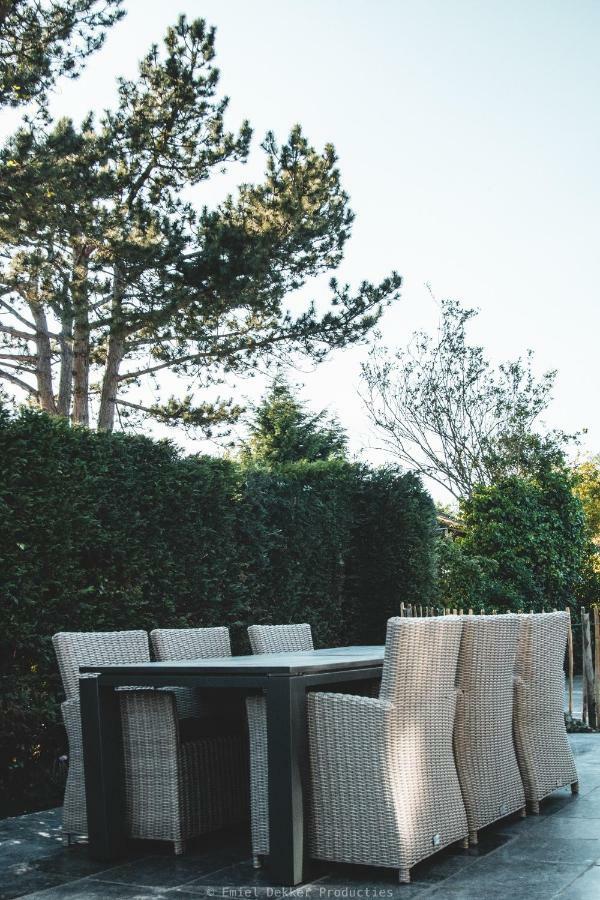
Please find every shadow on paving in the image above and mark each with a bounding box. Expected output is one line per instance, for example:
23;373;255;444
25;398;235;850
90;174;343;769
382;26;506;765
1;735;599;900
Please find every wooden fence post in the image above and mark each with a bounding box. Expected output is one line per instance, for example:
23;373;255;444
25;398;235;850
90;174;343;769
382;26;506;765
594;607;600;715
582;610;597;729
581;608;588;724
566;608;574;718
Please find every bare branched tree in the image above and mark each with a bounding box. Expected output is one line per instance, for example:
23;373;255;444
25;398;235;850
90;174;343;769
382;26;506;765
360;298;569;499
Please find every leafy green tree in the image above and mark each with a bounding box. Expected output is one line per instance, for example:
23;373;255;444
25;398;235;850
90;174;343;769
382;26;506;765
0;0;124;109
0;16;401;433
572;457;600;607
573;458;600;542
240;378;347;465
453;465;586;611
361;298;570;499
436;535;498;612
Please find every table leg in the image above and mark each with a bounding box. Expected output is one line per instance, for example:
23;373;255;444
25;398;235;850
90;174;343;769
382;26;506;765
79;675;126;860
265;675;307;885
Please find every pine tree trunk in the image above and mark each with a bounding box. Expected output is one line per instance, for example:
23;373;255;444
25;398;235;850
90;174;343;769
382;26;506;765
57;299;73;418
97;264;124;432
71;245;90;425
97;335;124;431
29;303;57;414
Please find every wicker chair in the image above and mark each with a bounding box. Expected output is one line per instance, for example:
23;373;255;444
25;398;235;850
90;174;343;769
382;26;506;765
308;616;468;884
53;630;247;853
150;626;233;718
513;612;578;813
453;615;525;846
246;623;314;867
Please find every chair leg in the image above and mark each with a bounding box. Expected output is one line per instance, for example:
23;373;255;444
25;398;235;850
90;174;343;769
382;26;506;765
529;801;540;815
252;855;262;869
398;867;411;884
519;807;527;818
469;830;478;846
460;836;469;849
571;781;580;795
174;840;186;855
64;834;72;847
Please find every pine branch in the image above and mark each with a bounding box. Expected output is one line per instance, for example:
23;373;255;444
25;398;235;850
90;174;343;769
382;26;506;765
0;367;38;395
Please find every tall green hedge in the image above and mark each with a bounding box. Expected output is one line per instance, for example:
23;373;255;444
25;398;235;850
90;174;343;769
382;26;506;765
0;407;436;815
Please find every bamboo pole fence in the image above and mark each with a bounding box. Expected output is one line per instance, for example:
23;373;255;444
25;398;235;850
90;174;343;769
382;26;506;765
397;603;599;729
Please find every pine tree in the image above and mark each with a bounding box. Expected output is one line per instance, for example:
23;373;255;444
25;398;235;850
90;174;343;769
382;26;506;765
240;378;347;465
0;0;124;108
0;16;401;433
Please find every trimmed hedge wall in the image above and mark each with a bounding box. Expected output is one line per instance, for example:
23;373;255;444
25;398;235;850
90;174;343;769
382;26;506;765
0;407;437;815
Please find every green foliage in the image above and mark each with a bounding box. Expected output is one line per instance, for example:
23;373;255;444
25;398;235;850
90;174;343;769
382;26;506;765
0;0;124;109
0;406;436;814
573;458;600;542
344;466;439;642
0;14;401;431
572;459;600;607
239;379;347;465
438;467;587;612
436;537;498;612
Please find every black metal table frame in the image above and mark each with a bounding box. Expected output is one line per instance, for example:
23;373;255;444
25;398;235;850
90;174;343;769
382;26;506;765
79;661;383;885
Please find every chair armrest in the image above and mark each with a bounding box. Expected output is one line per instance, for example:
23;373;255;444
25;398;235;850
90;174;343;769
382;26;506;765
308;691;394;747
309;691;392;714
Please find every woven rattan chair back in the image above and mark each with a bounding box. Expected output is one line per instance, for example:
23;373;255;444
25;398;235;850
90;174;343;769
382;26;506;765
308;614;469;882
150;627;231;661
453;614;525;844
379;615;463;703
150;627;234;719
513;611;578;812
247;623;313;654
456;613;522;692
53;630;150;699
514;611;567;694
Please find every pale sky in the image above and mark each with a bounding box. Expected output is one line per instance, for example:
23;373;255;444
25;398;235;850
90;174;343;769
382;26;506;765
3;0;599;498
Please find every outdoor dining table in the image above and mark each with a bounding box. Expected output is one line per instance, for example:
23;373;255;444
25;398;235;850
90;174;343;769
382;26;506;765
79;644;385;885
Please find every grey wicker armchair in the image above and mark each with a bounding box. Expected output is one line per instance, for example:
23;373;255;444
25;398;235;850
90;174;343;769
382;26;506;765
308;616;468;884
53;630;149;841
513;612;578;813
53;630;247;854
453;615;525;845
246;623;314;867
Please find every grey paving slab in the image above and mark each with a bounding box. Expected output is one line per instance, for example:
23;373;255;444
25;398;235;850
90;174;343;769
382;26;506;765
5;734;600;900
555;863;600;899
423;857;586;899
15;877;170;899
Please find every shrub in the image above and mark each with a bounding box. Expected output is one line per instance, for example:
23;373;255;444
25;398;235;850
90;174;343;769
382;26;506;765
439;469;587;613
0;406;436;814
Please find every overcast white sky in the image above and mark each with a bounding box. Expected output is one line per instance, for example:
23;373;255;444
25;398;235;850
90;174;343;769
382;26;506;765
3;0;599;499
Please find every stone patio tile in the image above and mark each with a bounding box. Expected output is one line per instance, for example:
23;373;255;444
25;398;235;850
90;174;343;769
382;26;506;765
16;877;170;899
548;788;600;820
0;868;67;900
173;859;303;898
532;816;600;839
555;864;600;899
423;858;585;899
91;849;250;892
488;832;600;865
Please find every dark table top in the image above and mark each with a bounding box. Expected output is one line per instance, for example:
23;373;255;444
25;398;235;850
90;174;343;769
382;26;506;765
80;645;385;677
